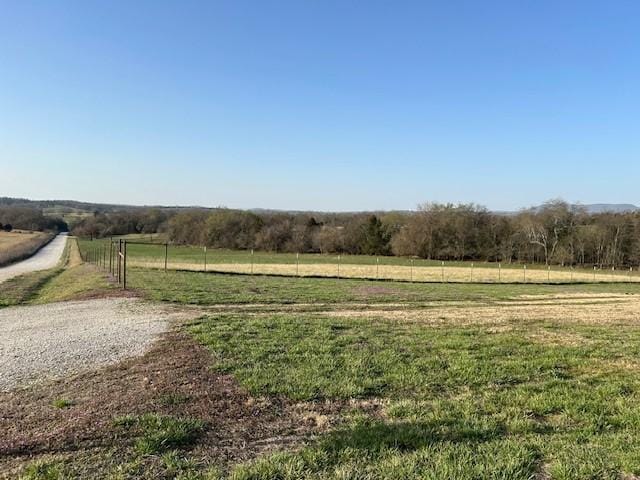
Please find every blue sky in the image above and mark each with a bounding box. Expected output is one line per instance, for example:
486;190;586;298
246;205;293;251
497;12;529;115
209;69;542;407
1;1;639;211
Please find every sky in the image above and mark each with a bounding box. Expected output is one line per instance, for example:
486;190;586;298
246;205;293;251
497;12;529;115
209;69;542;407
1;1;639;212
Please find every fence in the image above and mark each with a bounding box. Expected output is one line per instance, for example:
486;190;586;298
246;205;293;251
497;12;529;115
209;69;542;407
82;238;129;289
80;238;640;288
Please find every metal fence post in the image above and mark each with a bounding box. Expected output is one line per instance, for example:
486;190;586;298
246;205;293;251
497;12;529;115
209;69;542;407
118;239;122;284
123;240;127;290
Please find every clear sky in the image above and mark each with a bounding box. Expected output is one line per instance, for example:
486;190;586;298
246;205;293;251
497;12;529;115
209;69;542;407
1;1;639;211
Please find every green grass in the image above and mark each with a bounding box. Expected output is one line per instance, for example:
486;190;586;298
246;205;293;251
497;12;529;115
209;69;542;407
0;268;63;307
19;460;65;480
52;398;73;409
127;267;640;306
190;312;640;478
33;262;115;303
0;239;113;307
114;414;205;455
10;247;640;478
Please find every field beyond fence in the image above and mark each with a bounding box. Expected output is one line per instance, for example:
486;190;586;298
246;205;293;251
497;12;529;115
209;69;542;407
79;239;640;285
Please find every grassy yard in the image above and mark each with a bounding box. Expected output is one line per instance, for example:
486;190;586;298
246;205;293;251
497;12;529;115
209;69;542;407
191;310;640;479
6;259;640;479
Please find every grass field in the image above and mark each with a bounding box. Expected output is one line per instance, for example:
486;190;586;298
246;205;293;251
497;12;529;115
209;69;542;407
7;249;640;478
0;230;53;267
80;239;640;284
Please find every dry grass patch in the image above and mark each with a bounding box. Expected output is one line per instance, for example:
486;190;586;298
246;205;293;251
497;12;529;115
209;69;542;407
327;293;640;327
0;231;53;268
128;259;640;284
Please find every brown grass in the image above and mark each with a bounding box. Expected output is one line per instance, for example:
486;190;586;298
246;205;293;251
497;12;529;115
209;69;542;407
326;293;640;327
0;231;54;267
129;260;640;284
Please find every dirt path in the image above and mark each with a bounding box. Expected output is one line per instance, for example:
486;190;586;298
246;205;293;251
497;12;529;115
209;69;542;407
0;233;68;284
0;298;188;392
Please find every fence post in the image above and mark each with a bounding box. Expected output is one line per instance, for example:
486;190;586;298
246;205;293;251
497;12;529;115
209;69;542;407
204;246;207;272
410;259;414;282
296;252;299;276
338;254;341;278
250;249;254;275
570;266;573;283
441;261;445;283
376;257;379;279
498;263;502;283
470;262;474;282
523;265;527;283
109;239;113;275
123;240;127;290
548;265;551;284
117;240;122;284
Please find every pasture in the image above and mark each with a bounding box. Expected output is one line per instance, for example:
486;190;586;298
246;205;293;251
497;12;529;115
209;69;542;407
0;230;53;268
5;247;640;478
82;239;640;284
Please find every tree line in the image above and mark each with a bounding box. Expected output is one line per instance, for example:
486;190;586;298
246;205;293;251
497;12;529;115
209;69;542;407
71;200;640;268
0;207;68;233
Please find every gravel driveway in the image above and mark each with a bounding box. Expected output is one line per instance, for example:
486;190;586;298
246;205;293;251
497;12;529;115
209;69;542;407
0;298;181;392
0;233;68;284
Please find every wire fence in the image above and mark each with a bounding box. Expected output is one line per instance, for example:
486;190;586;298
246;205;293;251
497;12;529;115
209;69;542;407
80;239;640;289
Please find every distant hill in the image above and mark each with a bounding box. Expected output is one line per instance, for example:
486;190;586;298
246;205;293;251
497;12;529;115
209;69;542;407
2;197;638;216
579;204;639;214
494;203;640;216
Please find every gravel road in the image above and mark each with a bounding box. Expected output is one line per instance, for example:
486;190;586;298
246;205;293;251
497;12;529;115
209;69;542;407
0;233;68;284
0;298;180;392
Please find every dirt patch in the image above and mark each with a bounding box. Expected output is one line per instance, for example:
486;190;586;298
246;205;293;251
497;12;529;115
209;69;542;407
351;285;402;296
0;332;317;478
527;329;592;346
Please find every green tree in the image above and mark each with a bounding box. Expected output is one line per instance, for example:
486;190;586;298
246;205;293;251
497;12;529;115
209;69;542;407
361;215;390;256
